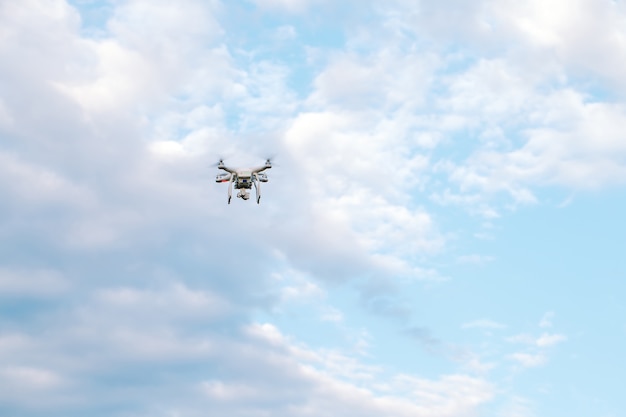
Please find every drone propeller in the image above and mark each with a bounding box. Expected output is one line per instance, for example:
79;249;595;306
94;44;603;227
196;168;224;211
264;154;278;167
210;158;225;167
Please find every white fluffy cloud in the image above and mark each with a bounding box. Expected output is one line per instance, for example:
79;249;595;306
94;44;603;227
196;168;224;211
192;323;495;417
449;88;626;194
380;0;626;213
249;0;327;13
0;285;495;416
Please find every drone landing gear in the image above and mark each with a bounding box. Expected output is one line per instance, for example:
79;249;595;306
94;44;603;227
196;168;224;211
253;176;261;204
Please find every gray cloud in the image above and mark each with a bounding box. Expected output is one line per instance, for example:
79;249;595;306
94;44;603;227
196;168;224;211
404;325;442;353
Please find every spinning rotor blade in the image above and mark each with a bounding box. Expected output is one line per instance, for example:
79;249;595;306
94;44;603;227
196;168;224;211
263;154;278;167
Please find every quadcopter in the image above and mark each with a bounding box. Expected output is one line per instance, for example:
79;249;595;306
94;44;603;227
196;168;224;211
215;159;272;204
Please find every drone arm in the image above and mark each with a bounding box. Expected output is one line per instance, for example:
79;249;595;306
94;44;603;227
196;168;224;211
251;161;272;174
219;165;236;174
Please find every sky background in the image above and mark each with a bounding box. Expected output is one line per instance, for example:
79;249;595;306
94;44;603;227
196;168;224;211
1;0;626;416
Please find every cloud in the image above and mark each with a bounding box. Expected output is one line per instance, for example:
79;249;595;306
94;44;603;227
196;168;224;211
506;330;567;370
404;326;442;353
249;0;328;13
204;323;497;417
283;109;444;282
0;268;69;297
498;0;626;91
0;366;66;390
535;333;567;348
274;25;297;41
374;0;626;214
53;0;227;114
1;305;495;416
462;319;507;330
539;311;555;328
95;282;231;320
497;396;535;417
508;352;547;368
507;332;567;348
457;254;495;265
391;0;626;95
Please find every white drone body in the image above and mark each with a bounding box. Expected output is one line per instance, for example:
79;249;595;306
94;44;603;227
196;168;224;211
215;159;271;204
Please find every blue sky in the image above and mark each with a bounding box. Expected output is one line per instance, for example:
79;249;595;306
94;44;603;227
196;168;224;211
1;0;626;416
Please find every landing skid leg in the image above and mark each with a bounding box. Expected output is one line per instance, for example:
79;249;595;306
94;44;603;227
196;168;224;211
253;175;261;204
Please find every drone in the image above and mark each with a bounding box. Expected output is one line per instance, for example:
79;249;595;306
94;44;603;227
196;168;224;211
215;159;272;204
